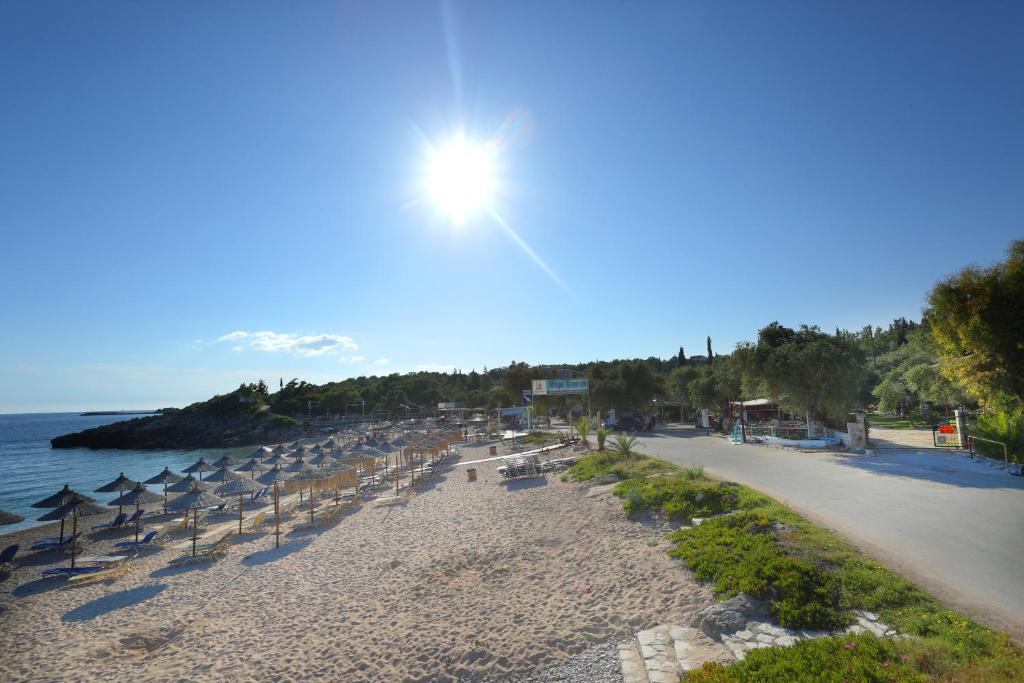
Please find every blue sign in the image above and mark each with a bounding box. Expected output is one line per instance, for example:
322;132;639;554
522;390;532;403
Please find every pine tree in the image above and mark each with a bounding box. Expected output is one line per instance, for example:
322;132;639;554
678;346;686;366
707;336;713;364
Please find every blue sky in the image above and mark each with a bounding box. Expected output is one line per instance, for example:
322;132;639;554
1;1;1021;412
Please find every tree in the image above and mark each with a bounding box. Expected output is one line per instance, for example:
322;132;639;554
926;240;1024;406
707;336;714;365
747;323;866;422
677;346;687;367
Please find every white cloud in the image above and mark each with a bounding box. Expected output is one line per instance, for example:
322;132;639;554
339;355;365;363
216;330;358;358
374;357;390;365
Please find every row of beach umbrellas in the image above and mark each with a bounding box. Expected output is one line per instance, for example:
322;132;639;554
16;426;461;564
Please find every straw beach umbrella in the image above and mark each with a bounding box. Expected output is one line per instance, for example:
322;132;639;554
215;477;261;535
108;483;163;542
211;454;241;469
95;472;140;515
0;509;24;525
183;458;217;480
37;495;107;568
262;453;291;467
31;485;96;543
270;444;287;456
256;465;292;548
235;458;266;479
165;474;213;493
143;467;184;513
166;484;225;557
204;466;243;484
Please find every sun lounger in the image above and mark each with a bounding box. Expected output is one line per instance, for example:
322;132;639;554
194;531;234;552
0;544;18;567
68;558;134;584
246;511;266;530
248;488;270;504
497;453;542;480
113;530;158;550
92;512;128;531
169;537;230;566
42;565;106;578
30;535;78;551
126;509;144;525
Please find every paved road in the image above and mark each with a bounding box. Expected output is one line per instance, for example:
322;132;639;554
633;427;1024;640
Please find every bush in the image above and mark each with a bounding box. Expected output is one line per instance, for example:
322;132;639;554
683;633;924;682
613;476;739;521
670;512;846;630
567;450;674;482
973;400;1024;463
270;415;299;428
596;426;608;451
576;416;591;446
612;432;638;457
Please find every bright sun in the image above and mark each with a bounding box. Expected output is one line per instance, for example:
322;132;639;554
425;135;497;224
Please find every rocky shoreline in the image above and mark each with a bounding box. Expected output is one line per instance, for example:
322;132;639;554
51;410;303;450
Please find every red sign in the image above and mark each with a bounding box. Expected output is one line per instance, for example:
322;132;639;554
939;424;956;434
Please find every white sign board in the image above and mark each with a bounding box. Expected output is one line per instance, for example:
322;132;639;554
531;378;588;396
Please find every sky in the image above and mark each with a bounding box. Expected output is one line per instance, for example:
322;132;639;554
1;1;1021;413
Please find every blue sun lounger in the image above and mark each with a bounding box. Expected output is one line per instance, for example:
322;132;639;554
92;512;127;531
113;531;158;550
30;535;77;551
42;565;106;578
0;544;18;567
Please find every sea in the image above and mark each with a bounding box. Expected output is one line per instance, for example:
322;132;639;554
0;412;252;534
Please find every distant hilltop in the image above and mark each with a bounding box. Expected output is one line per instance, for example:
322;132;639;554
80;410;164;416
55;392;301;450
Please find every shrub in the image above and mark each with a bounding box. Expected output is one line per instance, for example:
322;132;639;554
576;416;591;446
567;450;674;482
613;476;739;521
596;426;608;451
670;512;846;630
612;432;638;457
973;399;1024;463
269;415;299;428
683;634;924;682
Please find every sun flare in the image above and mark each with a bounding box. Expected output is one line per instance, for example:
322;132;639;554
425;135;497;224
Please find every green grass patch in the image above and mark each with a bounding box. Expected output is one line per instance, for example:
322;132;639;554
521;431;558;446
569;448;1024;679
567;449;676;482
613;473;736;521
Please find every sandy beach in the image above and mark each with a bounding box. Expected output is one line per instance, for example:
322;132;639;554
0;441;712;682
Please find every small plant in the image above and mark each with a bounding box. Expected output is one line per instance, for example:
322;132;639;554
576;416;592;446
596;426;608;451
612;432;637;457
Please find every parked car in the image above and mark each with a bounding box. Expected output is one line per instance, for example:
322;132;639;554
613;415;643;432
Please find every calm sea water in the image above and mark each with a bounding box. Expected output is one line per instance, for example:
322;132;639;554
0;413;251;534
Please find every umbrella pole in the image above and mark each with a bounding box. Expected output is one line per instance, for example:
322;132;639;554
71;515;78;568
163;482;168;514
274;482;280;549
192;508;198;556
60;519;65;543
135;502;141;542
239;493;244;535
309;484;315;524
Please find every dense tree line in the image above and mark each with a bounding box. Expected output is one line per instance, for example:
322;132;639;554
208;240;1021;458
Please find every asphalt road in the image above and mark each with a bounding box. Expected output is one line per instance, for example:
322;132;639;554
633;426;1024;641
